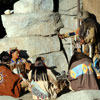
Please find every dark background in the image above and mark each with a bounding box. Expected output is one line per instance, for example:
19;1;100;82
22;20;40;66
0;0;18;38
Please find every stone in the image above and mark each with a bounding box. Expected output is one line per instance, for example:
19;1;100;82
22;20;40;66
14;0;53;13
60;28;76;34
60;38;75;62
0;36;60;57
19;93;32;100
57;90;100;100
63;44;74;62
61;15;78;30
83;0;100;23
1;12;63;37
61;37;75;45
29;51;68;74
59;0;82;14
0;96;19;100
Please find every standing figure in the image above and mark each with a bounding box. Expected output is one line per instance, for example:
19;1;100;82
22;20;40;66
59;10;98;58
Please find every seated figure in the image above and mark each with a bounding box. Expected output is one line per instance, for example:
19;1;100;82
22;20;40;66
34;57;48;68
28;65;58;100
68;52;99;91
0;51;21;97
9;47;31;80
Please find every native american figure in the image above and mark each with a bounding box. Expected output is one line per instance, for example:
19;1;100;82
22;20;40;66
59;10;100;78
59;10;100;58
77;11;97;58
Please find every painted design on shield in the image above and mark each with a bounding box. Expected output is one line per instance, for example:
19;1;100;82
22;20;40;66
0;73;3;84
70;63;93;79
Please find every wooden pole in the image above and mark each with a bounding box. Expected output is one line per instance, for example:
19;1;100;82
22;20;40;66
74;0;81;41
77;0;80;27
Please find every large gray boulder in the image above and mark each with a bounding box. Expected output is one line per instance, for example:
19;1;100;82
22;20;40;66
0;96;19;100
1;12;63;37
14;0;53;13
0;36;60;57
19;93;32;100
61;15;77;30
60;28;75;34
29;51;68;73
64;44;74;62
57;90;100;100
0;93;32;100
61;38;75;62
59;0;82;14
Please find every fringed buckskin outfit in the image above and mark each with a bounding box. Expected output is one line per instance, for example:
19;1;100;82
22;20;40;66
28;69;58;100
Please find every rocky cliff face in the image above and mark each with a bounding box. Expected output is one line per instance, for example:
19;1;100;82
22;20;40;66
83;0;100;23
1;1;100;100
1;0;82;74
